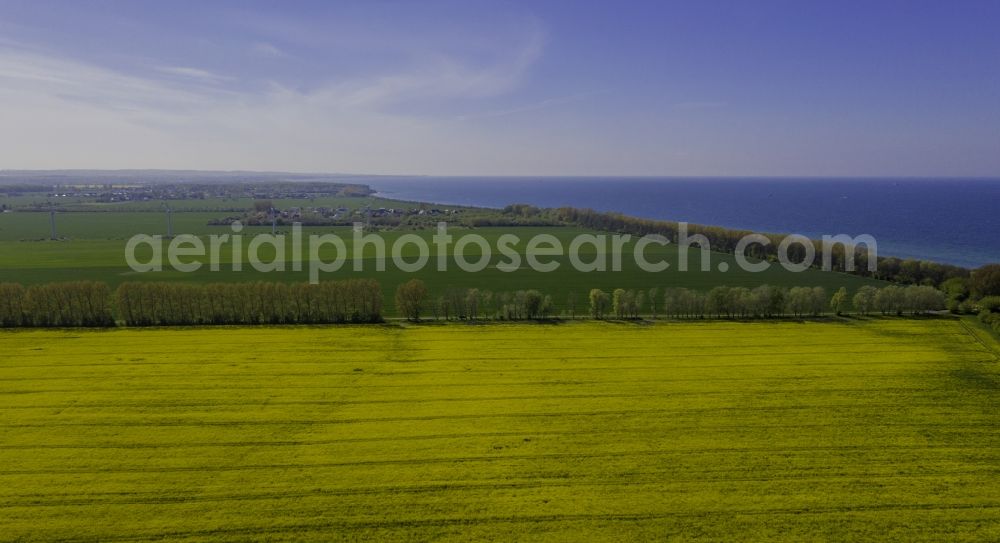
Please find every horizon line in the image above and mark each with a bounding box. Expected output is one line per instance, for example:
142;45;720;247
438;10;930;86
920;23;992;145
2;169;1000;181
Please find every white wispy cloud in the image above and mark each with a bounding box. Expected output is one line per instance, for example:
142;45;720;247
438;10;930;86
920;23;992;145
0;25;552;172
454;90;606;121
0;47;222;115
327;24;545;109
155;65;233;83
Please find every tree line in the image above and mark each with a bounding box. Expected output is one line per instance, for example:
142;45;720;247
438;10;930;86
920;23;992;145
940;264;1000;311
0;278;964;328
0;282;114;327
395;280;947;322
116;280;382;326
0;279;382;327
977;297;1000;335
395;279;555;321
927;263;1000;335
602;284;944;319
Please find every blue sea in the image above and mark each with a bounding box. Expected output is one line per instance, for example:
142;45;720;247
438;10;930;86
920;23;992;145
369;177;1000;268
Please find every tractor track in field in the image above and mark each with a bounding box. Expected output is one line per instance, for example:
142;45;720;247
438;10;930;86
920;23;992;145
1;401;996;429
4;467;1000;508
0;351;990;385
0;386;956;411
1;343;985;370
3;446;999;476
37;502;1000;543
958;318;1000;361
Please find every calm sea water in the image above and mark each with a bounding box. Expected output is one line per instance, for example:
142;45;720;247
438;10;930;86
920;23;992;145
369;177;1000;268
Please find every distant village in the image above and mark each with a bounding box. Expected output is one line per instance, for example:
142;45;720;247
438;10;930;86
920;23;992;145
214;203;463;227
36;182;372;203
1;178;477;228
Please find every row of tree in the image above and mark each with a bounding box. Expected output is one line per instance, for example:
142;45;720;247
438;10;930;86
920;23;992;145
975;296;1000;334
612;284;944;319
850;285;947;316
0;279;957;328
0;282;114;327
395;280;947;322
588;286;829;319
117;280;382;325
0;279;383;327
395;280;555;321
939;264;1000;314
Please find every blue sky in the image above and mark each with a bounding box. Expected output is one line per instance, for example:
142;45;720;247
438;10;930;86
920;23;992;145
1;0;998;175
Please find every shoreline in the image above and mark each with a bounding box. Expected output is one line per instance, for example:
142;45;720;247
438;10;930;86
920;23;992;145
367;178;1000;268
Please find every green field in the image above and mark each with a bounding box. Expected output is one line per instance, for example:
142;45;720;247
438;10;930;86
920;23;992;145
1;319;998;541
0;208;886;315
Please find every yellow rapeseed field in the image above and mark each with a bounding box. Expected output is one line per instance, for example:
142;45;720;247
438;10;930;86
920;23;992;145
1;319;998;541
